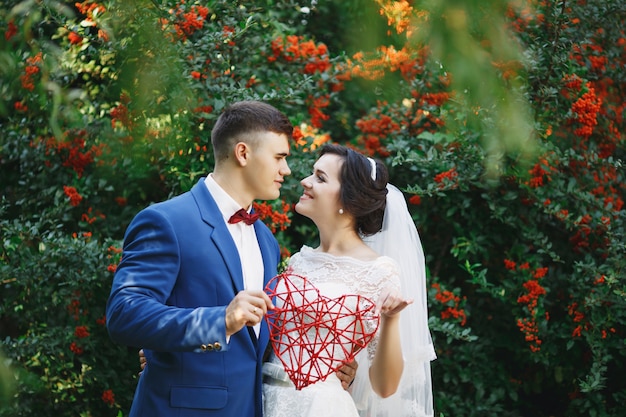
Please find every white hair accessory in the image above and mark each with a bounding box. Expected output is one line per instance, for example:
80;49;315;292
367;157;377;181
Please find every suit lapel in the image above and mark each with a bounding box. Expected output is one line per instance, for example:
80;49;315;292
191;179;245;293
254;223;279;352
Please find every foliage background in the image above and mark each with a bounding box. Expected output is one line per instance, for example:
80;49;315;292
1;0;624;416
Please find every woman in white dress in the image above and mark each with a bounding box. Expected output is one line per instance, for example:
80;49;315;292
262;144;436;417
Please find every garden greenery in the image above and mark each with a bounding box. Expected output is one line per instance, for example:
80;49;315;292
1;1;624;416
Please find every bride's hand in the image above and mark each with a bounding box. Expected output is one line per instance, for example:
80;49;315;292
375;288;412;317
138;349;146;375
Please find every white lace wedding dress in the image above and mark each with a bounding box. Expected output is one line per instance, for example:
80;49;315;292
262;245;400;417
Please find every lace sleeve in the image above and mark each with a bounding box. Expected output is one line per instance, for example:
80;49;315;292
359;257;401;362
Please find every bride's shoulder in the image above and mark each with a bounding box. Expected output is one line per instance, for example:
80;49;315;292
370;256;400;278
287;245;314;266
292;245;313;259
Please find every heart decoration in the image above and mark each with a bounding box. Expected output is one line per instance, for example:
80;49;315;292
264;271;380;390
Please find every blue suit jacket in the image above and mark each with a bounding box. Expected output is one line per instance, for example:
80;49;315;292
106;178;280;417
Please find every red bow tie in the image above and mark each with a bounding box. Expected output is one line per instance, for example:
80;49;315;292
228;208;259;225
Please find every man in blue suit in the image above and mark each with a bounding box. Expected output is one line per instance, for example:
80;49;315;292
106;100;293;417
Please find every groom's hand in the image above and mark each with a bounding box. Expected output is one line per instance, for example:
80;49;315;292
225;290;274;336
337;359;358;390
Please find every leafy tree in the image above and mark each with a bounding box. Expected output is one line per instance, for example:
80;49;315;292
1;0;624;416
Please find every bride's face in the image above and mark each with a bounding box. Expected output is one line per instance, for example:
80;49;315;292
295;153;343;221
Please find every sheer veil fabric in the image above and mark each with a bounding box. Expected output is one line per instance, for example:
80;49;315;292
354;184;437;417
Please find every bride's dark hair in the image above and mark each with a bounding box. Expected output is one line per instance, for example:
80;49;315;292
318;144;388;236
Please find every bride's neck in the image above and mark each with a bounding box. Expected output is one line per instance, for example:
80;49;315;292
316;228;367;258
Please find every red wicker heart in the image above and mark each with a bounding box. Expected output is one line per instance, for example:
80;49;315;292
264;271;380;390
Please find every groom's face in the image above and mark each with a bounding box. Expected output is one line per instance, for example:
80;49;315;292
243;131;292;201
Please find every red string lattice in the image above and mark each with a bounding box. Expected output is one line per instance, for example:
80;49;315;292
264;272;380;390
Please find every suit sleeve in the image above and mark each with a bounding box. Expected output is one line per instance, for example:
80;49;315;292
106;206;229;352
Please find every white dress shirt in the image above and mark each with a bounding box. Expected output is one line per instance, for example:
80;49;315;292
204;175;264;336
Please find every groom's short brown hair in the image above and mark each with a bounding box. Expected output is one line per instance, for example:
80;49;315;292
211;101;293;162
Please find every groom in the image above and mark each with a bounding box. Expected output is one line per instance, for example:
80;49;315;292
106;100;293;417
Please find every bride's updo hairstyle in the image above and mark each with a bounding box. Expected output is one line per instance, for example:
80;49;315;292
318;144;388;236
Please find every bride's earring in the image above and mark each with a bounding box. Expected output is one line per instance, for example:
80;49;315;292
338;208;344;214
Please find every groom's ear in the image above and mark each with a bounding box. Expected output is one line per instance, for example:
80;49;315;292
233;142;250;166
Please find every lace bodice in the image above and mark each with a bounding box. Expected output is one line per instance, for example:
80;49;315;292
263;246;402;417
281;245;400;362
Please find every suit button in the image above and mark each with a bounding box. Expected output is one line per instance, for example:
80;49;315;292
201;344;207;351
213;342;221;351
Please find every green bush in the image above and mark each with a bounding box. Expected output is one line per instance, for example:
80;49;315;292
1;0;624;416
0;221;133;415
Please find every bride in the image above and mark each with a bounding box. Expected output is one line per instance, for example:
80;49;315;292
262;144;436;417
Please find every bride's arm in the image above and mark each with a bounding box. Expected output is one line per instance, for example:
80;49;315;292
368;288;411;398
